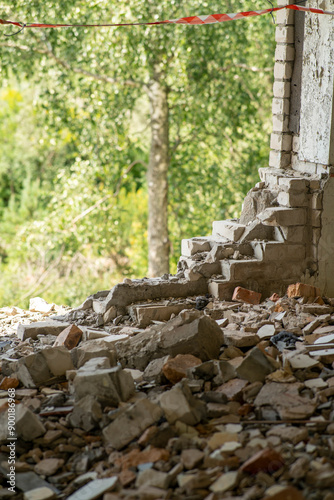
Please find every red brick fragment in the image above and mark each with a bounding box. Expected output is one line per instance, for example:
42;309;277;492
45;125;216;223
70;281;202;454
115;447;170;470
287;282;321;299
119;468;136;486
262;486;306;500
162;354;202;384
0;377;19;390
232;286;261;305
53;324;82;350
269;293;280;302
240;447;284;474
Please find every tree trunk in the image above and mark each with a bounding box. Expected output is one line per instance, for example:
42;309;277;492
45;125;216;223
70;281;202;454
147;69;170;277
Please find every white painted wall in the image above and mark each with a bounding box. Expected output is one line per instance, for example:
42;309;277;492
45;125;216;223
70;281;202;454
299;0;334;165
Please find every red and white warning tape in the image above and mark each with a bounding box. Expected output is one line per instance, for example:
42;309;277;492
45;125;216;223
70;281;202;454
0;4;333;31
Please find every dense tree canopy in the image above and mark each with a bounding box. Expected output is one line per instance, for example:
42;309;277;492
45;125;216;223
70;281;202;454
0;0;275;307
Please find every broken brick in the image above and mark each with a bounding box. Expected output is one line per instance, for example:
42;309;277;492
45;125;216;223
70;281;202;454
53;324;83;350
162;354;202;384
287;282;321;299
232;287;261;305
240;448;284;474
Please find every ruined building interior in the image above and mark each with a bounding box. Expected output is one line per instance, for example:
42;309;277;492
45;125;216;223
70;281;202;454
0;1;334;499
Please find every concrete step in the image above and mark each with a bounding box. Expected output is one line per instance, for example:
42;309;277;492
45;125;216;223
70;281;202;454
257;207;307;226
212;219;246;242
250;241;306;261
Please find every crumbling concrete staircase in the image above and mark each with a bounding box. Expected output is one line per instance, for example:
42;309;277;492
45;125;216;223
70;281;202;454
177;167;322;300
68;167;324;329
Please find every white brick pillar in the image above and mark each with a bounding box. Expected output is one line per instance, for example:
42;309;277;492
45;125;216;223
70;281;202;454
269;0;295;169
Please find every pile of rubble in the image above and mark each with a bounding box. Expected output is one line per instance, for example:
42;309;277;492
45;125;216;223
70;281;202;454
1;282;334;500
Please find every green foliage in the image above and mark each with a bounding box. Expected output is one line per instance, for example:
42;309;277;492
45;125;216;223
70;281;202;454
0;0;275;307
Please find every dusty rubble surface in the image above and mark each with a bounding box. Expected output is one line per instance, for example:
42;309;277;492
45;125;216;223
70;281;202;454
1;286;334;500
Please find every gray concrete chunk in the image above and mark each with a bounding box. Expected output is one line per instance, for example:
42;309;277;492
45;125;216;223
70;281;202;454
116;310;224;371
17;320;70;341
103;398;163;449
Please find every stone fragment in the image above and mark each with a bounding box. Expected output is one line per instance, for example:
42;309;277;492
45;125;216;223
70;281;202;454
313;325;334;336
180;449;204;469
239;220;274;243
224;330;259;347
116;310;224;371
254;382;317;420
261;486;306;500
304;378;327;390
208;432;239;451
267;426;308;445
119;468;136;487
258;207;306;227
68;395;102;431
124;368;143;382
17;320;70;341
73;364;135;406
135;469;169;489
34;458;64;477
101;305;117;324
209;471;239;493
98;279;208;313
216;378;248;401
130;303;192;328
15;405;46;441
232;287;262;305
181;238;211;257
71;340;117;368
240;448;284;474
159;380;206;425
303;319;322;335
41;430;63;445
66;477;118;500
103;399;163;449
162;354;202;384
15;347;74;388
309;348;334;363
284;352;319;369
53;325;82;350
236;347;277;382
41;346;74;377
143;356;170;384
289;457;310;480
287;283;321;299
212;220;246;241
257;324;276;339
23;487;56;500
29;297;55;314
306;463;334;488
15;472;59;495
314;332;334;343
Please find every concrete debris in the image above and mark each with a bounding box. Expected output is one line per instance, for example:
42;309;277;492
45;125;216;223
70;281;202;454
1;282;334;499
67;477;118;500
29;297;56;314
162;354;202;384
53;324;82;350
17;320;71;341
102;398;163;449
159;379;206;425
73;363;135;406
115;310;224;371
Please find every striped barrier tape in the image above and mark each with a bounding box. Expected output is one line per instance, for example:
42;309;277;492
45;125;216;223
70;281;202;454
0;4;334;32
